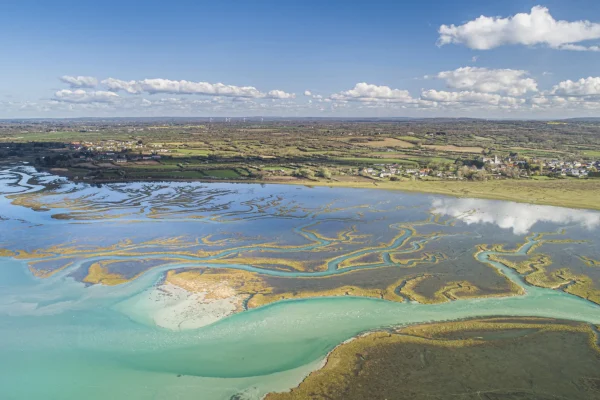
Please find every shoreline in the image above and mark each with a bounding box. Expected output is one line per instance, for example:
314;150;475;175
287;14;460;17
2;161;599;211
47;166;600;211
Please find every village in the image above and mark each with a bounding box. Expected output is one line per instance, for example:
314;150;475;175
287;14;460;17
60;138;600;182
359;154;600;181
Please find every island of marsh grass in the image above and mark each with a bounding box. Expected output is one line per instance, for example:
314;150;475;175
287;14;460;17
489;253;600;305
266;317;600;400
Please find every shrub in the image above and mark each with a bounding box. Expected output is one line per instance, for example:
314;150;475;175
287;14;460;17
317;167;332;179
295;168;314;179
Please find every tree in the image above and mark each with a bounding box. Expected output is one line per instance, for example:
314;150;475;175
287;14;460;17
457;166;473;179
472;169;488;181
502;166;520;179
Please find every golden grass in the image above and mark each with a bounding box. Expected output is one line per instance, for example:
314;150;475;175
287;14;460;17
82;262;128;286
423;144;484;153
398;274;522;304
580;256;600;267
248;285;386;308
167;266;507;310
28;261;74;278
359;137;415;148
0;249;15;257
274;177;600;211
489;252;600;305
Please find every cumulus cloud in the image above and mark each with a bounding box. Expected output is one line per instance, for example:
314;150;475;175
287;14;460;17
54;89;119;103
432;67;537;96
33;70;600;117
550;77;600;96
101;77;294;99
432;198;600;235
267;90;296;99
102;78;141;94
420;89;524;107
438;6;600;51
60;75;98;88
331;82;415;103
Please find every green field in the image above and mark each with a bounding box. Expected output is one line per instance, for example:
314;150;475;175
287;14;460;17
202;169;240;178
124;170;206;179
124;163;181;170
169;149;210;156
261;166;294;171
395;136;421;143
332;157;419;165
406;156;456;164
583;150;600;158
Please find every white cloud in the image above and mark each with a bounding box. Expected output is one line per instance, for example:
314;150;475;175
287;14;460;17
331;82;415;103
101;77;294;99
433;67;537;96
557;44;600;52
432;198;600;235
550;77;600;96
54;89;119;103
471;56;479;63
267;90;296;99
60;75;98;88
420;89;524;107
144;79;262;97
304;90;312;96
438;6;600;51
102;78;142;94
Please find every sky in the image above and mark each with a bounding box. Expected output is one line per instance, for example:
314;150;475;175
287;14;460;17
3;0;600;119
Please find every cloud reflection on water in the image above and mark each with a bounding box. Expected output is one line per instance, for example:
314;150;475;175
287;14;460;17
431;198;600;235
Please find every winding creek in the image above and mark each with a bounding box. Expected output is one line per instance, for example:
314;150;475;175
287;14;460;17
0;165;599;399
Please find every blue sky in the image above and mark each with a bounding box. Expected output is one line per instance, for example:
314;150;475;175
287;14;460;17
3;0;600;118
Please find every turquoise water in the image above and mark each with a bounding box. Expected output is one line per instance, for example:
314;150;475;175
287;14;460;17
0;166;599;399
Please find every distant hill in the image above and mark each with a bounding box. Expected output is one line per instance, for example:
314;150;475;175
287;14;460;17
560;117;600;122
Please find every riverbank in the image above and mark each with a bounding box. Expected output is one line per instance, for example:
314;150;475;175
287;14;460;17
4;160;598;211
272;176;600;211
44;163;600;211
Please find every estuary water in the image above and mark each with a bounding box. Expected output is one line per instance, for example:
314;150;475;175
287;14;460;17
0;165;599;399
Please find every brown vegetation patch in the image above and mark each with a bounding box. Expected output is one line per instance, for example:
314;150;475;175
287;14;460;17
359;137;415;148
423;144;484;153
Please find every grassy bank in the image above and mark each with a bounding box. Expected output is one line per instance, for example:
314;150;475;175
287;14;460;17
270;177;600;211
